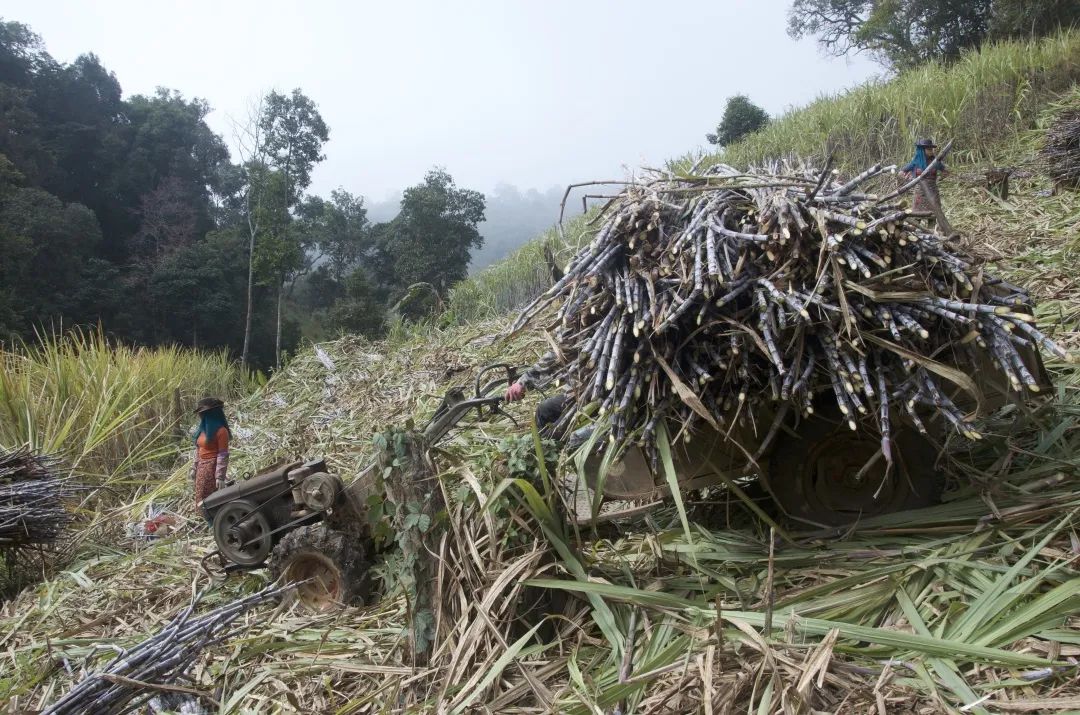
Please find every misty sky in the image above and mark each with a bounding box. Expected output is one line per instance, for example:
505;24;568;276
8;1;879;201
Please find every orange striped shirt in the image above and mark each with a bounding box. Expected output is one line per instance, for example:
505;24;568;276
196;426;230;460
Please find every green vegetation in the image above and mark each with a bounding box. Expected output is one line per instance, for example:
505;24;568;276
461;33;1080;329
702;30;1080;172
0;20;488;370
446;212;594;322
0;328;252;487
5;20;1080;715
705;94;770;146
788;0;1079;70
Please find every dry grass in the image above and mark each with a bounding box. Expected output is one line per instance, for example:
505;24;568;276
944;162;1080;352
3;277;1078;713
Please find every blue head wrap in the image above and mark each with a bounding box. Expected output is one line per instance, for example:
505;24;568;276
194;406;230;444
910;145;930;172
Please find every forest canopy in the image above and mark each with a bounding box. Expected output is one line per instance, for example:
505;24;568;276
0;19;494;369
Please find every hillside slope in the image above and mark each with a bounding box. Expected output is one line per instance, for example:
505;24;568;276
5;33;1080;714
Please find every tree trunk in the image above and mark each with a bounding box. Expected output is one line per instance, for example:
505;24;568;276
275;280;283;371
275;155;292;372
241;213;256;369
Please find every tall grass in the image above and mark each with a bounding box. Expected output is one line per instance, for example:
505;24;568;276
689;31;1080;173
0;328;253;490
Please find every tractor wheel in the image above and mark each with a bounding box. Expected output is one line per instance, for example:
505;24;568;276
764;406;942;527
213;499;273;567
269;524;373;611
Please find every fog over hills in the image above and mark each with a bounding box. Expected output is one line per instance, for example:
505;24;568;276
366;182;617;272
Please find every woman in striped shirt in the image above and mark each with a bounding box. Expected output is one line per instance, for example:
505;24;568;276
190;397;231;516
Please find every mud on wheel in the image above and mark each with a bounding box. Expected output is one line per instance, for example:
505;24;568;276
269;524;372;611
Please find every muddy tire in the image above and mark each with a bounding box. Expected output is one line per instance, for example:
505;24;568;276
269;524;372;611
765;405;942;527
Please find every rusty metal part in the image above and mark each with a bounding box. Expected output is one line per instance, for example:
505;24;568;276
299;472;342;512
282;551;346;611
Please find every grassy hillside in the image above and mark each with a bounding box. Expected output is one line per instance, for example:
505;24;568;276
5;31;1080;714
705;30;1080;172
445;212;593;323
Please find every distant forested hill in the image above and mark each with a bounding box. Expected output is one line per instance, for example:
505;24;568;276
367;182;620;272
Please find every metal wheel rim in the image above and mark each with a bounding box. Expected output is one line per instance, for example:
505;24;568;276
284;553;345;611
214;502;272;566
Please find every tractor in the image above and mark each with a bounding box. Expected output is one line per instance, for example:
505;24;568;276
202;365;520;610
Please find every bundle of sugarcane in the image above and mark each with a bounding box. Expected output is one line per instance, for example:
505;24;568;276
0;447;76;550
43;583;290;715
512;156;1067;463
1041;101;1080;189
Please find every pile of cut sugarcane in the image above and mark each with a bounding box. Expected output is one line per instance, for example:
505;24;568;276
43;583;289;715
0;447;76;550
512;158;1068;462
1041;99;1080;188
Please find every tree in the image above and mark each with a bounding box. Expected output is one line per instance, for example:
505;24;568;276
131;176;200;260
788;0;991;69
259;90;328;205
375;168;486;297
234;89;328;369
0;23;235;344
250;170;305;354
34;53;128;253
117;89;229;239
988;0;1080;40
0;168;102;335
284;191;371;340
787;0;1079;70
706;95;770;146
296;189;369;282
329;268;386;338
232;97;270;370
148;229;250;350
0;19;394;364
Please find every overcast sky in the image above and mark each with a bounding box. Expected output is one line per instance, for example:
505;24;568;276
7;1;879;201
